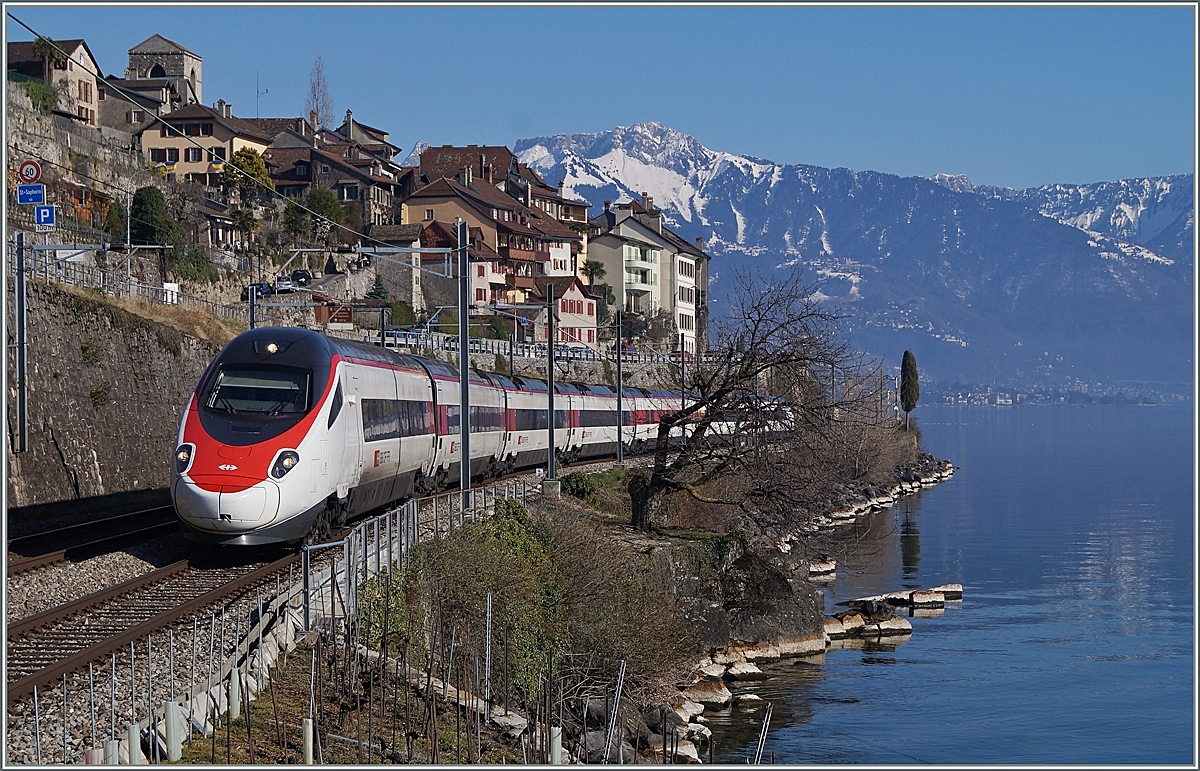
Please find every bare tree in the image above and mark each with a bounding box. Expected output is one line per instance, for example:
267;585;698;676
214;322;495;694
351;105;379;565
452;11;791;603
305;56;334;130
629;268;895;532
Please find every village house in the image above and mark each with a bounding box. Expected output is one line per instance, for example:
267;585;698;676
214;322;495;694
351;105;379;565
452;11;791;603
136;99;271;186
258;110;414;233
364;222;426;315
7;38;102;126
532;275;599;347
401;167;582;305
416;146;590;277
588;194;709;354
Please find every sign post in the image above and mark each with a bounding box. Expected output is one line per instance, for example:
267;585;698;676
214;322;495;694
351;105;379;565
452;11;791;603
18;160;42;183
17;185;45;205
34;205;56;233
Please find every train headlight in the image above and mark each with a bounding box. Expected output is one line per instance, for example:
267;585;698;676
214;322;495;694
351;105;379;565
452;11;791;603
271;450;300;479
175;444;195;474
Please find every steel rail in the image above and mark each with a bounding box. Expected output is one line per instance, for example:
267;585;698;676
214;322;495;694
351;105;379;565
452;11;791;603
7;521;179;577
6;553;297;705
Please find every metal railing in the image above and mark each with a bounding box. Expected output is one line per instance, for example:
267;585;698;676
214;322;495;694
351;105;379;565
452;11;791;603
373;327;712;366
6;242;244;320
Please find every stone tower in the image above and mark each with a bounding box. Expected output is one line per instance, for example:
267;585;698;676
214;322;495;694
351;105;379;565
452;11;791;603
124;34;202;104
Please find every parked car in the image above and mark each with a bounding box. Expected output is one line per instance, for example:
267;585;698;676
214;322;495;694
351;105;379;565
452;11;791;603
240;283;272;301
275;276;297;294
290;269;313;287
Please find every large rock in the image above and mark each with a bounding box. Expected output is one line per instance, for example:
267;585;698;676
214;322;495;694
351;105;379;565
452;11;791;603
676;534;824;658
910;590;945;608
581;730;636;764
931;583;964;600
777;635;826;656
724;661;767;681
680;680;733;705
864;616;913;637
667;696;705;723
833;610;867;635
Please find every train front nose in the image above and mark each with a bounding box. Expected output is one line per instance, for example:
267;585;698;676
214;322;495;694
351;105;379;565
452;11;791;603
173;475;281;531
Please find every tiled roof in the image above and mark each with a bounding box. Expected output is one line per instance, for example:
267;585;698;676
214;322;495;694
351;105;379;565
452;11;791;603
157;103;272;143
516;162;549;188
366;223;424;244
531;275;589;300
421;221;503;260
420;146;516;183
129;34;199;58
7;39;100;72
245;117;311;138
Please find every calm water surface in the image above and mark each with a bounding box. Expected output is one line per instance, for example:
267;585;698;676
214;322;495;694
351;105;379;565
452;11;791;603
706;405;1194;765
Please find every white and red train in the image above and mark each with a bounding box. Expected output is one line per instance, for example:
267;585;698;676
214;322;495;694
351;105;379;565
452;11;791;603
172;327;690;545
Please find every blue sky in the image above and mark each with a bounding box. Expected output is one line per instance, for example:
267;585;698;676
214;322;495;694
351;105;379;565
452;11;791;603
6;4;1195;189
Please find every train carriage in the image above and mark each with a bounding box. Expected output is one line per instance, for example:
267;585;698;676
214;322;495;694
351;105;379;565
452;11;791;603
173;327;719;546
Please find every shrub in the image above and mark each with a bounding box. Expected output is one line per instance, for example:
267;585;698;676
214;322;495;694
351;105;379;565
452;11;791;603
560;471;599;503
23;80;59;114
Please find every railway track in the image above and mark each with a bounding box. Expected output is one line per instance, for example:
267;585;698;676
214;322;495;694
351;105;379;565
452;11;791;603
5;550;297;705
6;505;179;577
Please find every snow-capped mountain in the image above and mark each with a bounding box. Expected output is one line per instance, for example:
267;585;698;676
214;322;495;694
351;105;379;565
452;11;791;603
514;123;1192;387
931;172;1194;263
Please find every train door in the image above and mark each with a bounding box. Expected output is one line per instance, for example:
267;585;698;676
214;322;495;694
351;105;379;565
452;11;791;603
337;368;363;500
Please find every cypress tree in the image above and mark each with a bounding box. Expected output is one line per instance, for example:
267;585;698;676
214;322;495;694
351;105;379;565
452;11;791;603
900;349;920;430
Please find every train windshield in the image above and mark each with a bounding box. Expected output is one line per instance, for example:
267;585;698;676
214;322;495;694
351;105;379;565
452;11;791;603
205;366;311;415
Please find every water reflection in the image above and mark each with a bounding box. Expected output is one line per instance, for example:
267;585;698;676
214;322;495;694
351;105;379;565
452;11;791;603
900;507;920;577
704;406;1193;765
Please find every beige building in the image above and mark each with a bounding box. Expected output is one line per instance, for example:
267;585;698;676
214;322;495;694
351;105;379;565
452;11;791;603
588;195;709;354
6;38;102;126
138;100;271;186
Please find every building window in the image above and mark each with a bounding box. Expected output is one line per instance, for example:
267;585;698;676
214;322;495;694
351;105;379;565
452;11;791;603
200;123;213;136
587;302;594;316
321;164;330;172
424;209;434;221
150;148;166;163
185;147;203;163
476;288;486;301
127;110;144;124
296;163;308;177
477;265;485;277
210;146;226;162
98;85;106;101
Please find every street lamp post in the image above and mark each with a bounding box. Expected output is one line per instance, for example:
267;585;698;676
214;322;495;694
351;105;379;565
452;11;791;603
616;308;624;466
457;219;471;507
546;283;557;488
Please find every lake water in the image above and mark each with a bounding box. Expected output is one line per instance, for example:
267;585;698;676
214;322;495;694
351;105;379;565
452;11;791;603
705;405;1194;765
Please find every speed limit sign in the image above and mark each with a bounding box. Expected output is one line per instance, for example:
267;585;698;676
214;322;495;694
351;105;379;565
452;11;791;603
18;160;42;184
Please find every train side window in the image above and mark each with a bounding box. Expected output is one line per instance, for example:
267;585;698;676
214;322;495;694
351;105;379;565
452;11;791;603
328;382;343;428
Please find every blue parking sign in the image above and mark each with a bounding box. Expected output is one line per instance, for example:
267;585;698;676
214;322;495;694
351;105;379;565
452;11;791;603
17;184;44;204
34;205;56;232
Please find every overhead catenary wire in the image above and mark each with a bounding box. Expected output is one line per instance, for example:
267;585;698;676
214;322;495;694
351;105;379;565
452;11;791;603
6;12;405;255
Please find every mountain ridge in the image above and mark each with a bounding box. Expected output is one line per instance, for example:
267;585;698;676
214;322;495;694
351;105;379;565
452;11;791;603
514;123;1192;388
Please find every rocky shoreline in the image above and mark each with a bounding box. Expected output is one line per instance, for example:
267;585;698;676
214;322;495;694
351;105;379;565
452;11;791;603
654;453;957;762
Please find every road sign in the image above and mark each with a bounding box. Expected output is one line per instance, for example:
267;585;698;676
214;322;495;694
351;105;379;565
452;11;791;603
18;160;42;183
17;184;45;205
34;205;56;232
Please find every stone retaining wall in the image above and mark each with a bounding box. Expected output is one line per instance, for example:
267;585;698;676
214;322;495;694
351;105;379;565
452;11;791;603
5;282;219;508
